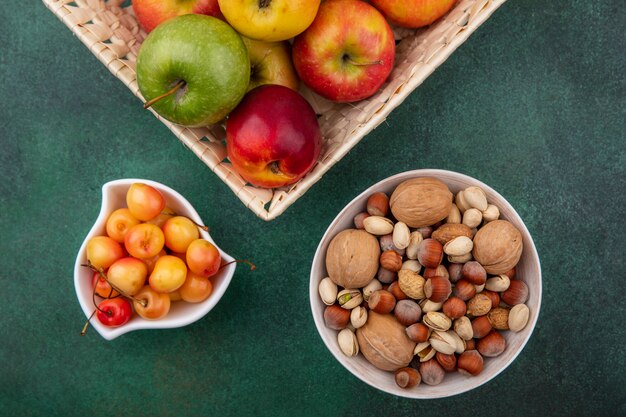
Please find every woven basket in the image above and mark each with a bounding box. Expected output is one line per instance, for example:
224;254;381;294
43;0;506;220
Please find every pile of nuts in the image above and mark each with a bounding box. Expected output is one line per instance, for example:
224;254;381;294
319;177;531;389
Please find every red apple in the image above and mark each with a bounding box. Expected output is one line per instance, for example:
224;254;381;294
132;0;224;33
226;85;322;188
370;0;456;28
292;0;395;103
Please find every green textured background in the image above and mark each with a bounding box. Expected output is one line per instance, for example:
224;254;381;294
1;1;624;416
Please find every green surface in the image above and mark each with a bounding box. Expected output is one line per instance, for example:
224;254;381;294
1;1;624;416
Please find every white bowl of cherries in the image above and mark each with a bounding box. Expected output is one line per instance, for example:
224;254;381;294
74;179;244;340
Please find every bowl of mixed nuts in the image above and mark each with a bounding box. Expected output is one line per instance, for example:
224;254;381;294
309;169;541;398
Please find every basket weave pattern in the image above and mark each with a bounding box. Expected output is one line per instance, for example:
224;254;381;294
43;0;506;220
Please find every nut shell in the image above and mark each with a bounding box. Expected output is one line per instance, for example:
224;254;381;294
326;229;380;288
477;330;507;357
472;220;523;274
488;307;510;330
423;276;452;303
417;239;444;268
398;270;426;300
432;223;474;245
457;350;484;376
501;279;529;306
380;250;403;272
419;359;445;386
389;178;453;228
356;312;416;371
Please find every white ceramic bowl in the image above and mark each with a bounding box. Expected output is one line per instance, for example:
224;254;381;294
309;169;541;398
74;179;236;340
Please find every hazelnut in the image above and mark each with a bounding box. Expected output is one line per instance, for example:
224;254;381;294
419;359;445;386
406;323;430;343
376;267;396;284
447;263;464;283
423;276;452;303
368;290;396;314
471;315;493;339
416;226;433;239
477;330;507;357
367;192;389;217
452;279;476;301
353;212;369;229
394;299;422;326
423;265;449;280
482;290;501;309
380;250;403;272
388;281;408;301
457;350;484;376
442;296;467;319
465;339;476;350
488;307;510;330
395;367;421;389
472;220;523;274
503;266;516;280
436;352;457;372
417;238;443;268
323;304;350;330
389;177;453;228
462;261;487;285
356;312;416;371
466;293;492;316
501;279;529;306
326;229;380;288
432;223;474;245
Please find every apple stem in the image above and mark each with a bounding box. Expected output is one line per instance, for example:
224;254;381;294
343;56;383;66
82;261;147;307
220;259;256;271
259;0;271;8
143;80;186;109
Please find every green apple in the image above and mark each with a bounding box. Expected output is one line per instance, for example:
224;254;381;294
241;36;299;92
136;14;250;126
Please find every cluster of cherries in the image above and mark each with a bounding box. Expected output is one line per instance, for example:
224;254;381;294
82;183;237;333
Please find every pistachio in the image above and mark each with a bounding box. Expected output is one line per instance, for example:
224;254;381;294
337;328;359;357
414;341;436;362
485;274;511;292
429;330;457;355
463;186;488;211
350;306;368;329
443;236;474;256
508;303;530;332
453;316;473;340
398;269;426;300
337;289;363;310
446;203;461;224
363;215;394;235
405;231;423;260
423;311;452;331
401;259;422;273
482;204;500;223
392;221;411;250
419;299;444;313
447;330;466;353
362;279;383;301
447;253;473;264
462;208;483;229
455;190;471;213
318;277;338;306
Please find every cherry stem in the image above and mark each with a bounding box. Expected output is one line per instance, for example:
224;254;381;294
143;80;186;109
82;261;147;307
160;210;209;232
81;309;97;336
220;259;256;271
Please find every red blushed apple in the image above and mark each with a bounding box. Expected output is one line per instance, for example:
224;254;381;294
132;0;224;33
226;85;322;188
292;0;395;103
370;0;456;28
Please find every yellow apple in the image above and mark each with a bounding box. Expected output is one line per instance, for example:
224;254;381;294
242;36;299;92
218;0;321;42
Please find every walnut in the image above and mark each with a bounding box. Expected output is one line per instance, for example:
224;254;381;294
472;220;523;274
325;229;380;288
356;312;416;371
389;178;453;228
